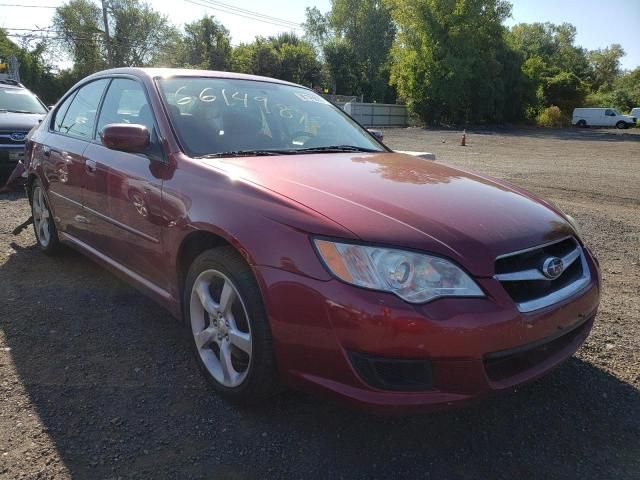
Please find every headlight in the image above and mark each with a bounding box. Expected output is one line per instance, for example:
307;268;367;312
314;239;484;303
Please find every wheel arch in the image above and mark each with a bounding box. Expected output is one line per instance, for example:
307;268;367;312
175;229;259;314
26;173;39;202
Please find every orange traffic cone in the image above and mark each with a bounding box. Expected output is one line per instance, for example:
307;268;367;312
460;129;466;146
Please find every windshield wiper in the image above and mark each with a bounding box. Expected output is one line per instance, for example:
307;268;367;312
195;145;382;159
195;149;293;159
287;145;381;153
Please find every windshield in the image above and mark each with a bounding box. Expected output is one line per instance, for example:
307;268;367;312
156;77;385;157
0;88;47;114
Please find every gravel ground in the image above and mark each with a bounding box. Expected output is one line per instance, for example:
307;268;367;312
1;127;639;479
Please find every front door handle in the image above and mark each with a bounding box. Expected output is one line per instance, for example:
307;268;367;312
85;158;97;174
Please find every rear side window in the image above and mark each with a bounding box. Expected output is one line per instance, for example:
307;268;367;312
53;93;76;132
57;79;109;139
96;78;154;135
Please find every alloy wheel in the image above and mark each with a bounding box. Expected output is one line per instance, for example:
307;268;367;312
32;186;51;248
189;269;252;388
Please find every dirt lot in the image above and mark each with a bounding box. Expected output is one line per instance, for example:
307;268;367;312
1;127;639;479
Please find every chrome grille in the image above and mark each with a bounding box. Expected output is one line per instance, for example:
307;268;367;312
495;237;591;313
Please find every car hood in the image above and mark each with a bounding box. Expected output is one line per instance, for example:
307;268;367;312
0;112;45;131
205;152;574;277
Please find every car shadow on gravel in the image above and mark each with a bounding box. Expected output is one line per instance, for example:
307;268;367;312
1;242;639;479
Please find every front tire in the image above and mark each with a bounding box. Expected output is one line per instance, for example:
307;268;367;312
615;121;628;129
30;179;61;254
184;246;280;403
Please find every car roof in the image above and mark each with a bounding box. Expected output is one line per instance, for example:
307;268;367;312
84;67;303;88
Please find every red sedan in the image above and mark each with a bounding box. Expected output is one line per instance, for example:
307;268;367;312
25;68;601;412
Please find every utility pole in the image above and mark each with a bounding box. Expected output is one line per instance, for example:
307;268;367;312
101;0;113;67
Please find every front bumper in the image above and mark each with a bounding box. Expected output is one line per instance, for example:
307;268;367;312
256;248;601;412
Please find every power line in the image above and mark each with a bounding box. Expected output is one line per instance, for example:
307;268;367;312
184;0;302;31
6;34;98;41
185;0;300;30
197;0;300;28
4;27;101;39
1;1;304;31
0;3;57;7
0;0;304;28
4;27;67;32
5;33;92;41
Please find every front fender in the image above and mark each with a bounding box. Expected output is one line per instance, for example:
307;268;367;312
160;154;357;299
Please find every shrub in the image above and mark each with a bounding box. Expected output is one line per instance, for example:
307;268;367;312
536;105;570;127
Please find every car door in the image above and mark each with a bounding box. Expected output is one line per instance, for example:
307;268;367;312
604;109;616;126
81;77;167;289
40;79;109;237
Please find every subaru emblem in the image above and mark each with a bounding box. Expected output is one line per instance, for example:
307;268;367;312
10;132;26;142
542;257;564;279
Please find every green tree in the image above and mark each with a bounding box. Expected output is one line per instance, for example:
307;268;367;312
506;22;593;119
329;0;396;102
230;34;321;86
110;0;178;67
302;7;333;51
585;67;640;112
179;15;232;70
240;39;281;78
388;0;518;124
507;22;590;79
542;71;588;113
52;0;106;77
613;67;640;111
322;38;361;95
54;0;178;70
230;43;256;74
279;41;322;85
588;44;625;92
304;1;396;101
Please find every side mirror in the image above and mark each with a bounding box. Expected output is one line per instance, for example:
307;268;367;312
100;123;150;153
368;128;384;141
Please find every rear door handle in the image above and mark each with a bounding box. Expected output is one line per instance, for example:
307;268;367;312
85;158;97;174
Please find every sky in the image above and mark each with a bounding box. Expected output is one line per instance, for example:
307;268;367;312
1;0;639;70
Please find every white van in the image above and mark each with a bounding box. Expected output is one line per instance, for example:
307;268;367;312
572;108;636;129
630;108;640;122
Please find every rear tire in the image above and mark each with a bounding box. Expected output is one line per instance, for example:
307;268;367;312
30;179;61;255
183;246;280;404
576;120;587;128
615;121;628;129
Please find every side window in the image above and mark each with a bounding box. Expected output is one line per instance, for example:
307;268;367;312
58;79;109;139
96;78;154;135
605;109;614;116
52;93;76;132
